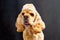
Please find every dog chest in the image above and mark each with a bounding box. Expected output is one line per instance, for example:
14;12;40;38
23;30;44;40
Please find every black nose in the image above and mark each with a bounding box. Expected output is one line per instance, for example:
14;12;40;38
24;16;28;19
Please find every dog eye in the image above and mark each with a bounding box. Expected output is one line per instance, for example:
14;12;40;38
30;13;34;16
22;13;24;15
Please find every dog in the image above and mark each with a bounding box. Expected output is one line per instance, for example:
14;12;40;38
15;4;45;40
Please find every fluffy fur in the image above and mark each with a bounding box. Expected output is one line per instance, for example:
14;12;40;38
15;4;45;40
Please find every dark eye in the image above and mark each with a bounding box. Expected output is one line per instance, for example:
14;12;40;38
30;13;34;16
22;13;24;15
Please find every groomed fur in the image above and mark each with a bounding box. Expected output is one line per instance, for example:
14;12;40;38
15;4;45;40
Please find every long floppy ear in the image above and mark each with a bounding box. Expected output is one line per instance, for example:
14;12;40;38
36;11;45;30
15;13;25;32
32;11;45;33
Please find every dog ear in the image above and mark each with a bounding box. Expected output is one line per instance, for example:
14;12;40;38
15;13;25;32
32;11;45;33
36;12;45;30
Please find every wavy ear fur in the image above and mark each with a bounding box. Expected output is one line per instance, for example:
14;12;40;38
15;13;25;32
32;11;45;33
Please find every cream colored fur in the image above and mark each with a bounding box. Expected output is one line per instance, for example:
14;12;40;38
15;4;45;40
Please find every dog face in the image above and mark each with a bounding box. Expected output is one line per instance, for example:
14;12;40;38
20;9;36;26
15;4;45;32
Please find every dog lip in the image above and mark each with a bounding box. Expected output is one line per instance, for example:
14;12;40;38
24;20;29;25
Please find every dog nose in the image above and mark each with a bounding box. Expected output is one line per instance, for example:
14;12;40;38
24;16;28;19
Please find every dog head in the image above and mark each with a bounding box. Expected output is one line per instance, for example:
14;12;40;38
15;4;45;32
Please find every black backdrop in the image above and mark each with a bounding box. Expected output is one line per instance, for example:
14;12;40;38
0;0;60;40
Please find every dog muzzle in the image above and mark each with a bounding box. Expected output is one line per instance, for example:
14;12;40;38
24;16;30;26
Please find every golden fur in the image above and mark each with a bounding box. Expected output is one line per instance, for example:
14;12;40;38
15;4;45;40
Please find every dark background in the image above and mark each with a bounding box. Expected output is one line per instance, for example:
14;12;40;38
0;0;60;40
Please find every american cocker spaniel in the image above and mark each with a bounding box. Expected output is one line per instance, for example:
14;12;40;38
15;4;45;40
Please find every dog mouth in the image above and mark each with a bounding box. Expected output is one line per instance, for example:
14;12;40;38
24;19;30;26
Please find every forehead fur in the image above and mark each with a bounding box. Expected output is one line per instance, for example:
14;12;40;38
22;4;37;12
23;9;33;13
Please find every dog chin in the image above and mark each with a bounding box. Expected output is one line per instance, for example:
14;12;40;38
23;21;33;27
